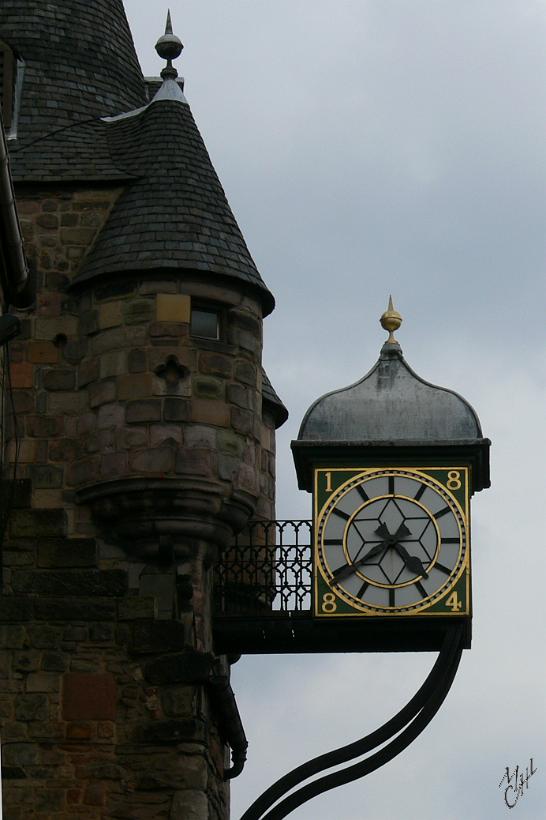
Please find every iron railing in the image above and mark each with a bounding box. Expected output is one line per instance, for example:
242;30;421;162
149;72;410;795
213;520;313;615
213;519;466;654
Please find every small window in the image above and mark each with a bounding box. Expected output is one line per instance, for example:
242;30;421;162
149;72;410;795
191;307;220;340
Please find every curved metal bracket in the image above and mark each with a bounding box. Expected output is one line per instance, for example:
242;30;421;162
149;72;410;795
241;624;464;820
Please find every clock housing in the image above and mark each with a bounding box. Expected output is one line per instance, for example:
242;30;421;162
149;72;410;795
290;319;490;651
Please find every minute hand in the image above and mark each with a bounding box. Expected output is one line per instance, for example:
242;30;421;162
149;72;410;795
332;543;386;583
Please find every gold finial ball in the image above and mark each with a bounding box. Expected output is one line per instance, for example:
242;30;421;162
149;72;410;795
380;295;402;343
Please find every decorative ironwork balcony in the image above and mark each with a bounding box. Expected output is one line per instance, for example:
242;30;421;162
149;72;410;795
214;519;313;616
213;519;466;655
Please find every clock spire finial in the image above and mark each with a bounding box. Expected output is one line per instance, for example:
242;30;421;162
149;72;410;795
380;295;402;345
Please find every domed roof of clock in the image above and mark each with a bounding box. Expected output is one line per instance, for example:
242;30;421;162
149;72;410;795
297;299;483;443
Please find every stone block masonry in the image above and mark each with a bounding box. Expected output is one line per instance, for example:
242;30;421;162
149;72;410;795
17;189;123;286
1;482;230;820
6;193;276;528
2;188;279;819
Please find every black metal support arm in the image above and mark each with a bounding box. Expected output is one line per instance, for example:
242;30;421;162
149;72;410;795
240;624;464;820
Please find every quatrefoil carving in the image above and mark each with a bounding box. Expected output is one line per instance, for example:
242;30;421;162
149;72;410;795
154;355;188;389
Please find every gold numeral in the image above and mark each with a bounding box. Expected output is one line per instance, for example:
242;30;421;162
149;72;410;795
445;591;463;612
447;470;461;491
324;471;333;493
322;592;337;613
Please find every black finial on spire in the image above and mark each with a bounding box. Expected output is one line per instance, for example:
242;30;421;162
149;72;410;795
155;10;184;80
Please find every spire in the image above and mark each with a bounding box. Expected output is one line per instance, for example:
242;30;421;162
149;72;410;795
155;10;184;81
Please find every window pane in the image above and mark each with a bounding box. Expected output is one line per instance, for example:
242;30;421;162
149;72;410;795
191;308;219;339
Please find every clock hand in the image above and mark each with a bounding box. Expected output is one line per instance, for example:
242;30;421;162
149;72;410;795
332;542;386;583
333;522;418;584
375;522;411;544
373;521;427;577
375;522;390;539
393;542;429;578
394;522;411;539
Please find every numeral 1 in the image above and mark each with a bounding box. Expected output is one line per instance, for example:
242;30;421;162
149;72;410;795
324;471;333;493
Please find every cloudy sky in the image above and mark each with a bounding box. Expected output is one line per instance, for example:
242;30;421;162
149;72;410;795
125;2;546;817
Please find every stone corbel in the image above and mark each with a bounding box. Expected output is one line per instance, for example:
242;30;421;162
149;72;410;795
76;477;255;559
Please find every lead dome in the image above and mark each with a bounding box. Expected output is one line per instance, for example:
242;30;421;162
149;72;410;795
298;343;482;443
298;319;482;444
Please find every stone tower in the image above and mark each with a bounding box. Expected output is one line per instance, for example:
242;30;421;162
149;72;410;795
0;2;286;817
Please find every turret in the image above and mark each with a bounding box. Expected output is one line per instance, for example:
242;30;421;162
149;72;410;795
0;5;286;817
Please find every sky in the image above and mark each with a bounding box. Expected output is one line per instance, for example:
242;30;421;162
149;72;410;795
124;2;546;818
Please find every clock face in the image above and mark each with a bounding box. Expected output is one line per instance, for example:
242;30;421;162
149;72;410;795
315;468;469;617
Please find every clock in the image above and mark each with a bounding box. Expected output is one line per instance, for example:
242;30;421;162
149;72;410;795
314;467;470;618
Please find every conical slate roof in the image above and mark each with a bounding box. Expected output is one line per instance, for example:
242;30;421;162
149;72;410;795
2;2;275;313
298;342;483;443
1;0;147;179
71;90;274;314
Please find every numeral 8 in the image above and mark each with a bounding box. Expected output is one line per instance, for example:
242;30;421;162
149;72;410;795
322;592;337;613
447;470;461;490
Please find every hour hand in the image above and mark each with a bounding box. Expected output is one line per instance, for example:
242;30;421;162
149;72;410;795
375;522;411;542
394;543;428;578
394;523;411;540
374;522;390;540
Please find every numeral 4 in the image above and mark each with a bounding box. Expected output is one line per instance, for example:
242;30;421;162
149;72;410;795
446;590;463;612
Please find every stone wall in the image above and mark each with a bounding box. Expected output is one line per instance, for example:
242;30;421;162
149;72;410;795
1;489;229;819
8;187;276;533
0;186;279;818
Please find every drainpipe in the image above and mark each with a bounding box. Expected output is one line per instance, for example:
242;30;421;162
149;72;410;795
209;658;248;780
0;116;31;308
